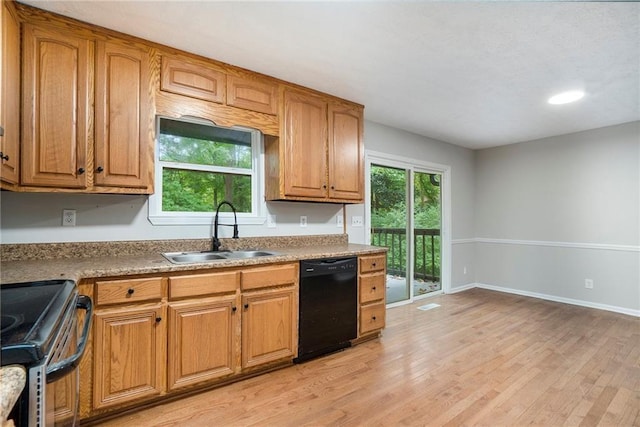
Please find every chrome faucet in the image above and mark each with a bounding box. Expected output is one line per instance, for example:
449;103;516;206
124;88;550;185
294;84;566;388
212;201;239;251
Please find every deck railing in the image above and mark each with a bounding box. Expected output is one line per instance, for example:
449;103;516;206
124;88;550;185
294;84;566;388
371;227;441;282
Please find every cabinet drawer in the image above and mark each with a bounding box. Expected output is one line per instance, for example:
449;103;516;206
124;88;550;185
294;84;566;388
360;302;386;335
359;254;386;274
161;56;225;103
359;273;385;304
169;271;239;299
241;263;298;291
227;75;278;115
96;277;163;306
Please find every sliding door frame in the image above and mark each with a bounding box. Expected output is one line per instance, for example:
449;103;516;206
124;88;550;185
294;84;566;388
365;150;452;305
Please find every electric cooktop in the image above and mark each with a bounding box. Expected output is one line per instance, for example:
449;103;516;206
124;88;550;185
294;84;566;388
1;280;76;365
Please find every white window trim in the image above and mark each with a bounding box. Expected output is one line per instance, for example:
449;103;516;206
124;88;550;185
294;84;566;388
148;118;267;226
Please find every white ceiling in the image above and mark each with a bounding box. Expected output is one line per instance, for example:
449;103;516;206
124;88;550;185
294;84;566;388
20;1;640;149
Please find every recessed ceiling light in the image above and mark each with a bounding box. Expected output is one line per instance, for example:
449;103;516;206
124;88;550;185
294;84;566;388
548;90;585;105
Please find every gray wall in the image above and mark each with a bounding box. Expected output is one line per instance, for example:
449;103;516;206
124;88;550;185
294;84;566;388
474;121;640;313
347;121;477;289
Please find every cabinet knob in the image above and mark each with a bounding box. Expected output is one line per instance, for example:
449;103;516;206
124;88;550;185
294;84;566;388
330;185;335;190
244;303;249;309
155;317;162;323
372;316;377;321
232;306;237;312
96;166;104;173
0;152;8;161
372;286;376;291
372;262;376;267
127;288;135;295
322;184;327;189
78;167;85;175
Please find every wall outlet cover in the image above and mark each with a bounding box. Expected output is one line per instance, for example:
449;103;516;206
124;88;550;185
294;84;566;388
62;209;76;227
351;216;363;227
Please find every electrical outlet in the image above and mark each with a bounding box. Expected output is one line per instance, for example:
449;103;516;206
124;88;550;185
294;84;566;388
351;216;363;227
585;279;594;289
300;216;307;227
336;214;343;228
267;214;276;228
62;209;76;226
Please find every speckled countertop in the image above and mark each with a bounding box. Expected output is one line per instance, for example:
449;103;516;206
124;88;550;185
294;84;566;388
0;235;387;284
0;365;25;424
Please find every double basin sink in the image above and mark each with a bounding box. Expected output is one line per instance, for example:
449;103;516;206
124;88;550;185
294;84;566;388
162;250;281;264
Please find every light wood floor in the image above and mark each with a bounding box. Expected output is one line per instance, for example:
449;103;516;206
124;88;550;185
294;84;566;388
94;289;640;426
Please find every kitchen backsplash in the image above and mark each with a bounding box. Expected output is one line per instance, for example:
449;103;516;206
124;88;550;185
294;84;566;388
0;234;348;262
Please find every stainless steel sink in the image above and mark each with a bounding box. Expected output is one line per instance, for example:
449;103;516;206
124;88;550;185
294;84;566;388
162;250;280;264
222;250;278;259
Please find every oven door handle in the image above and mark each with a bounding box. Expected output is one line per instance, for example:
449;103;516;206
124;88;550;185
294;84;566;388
46;295;93;383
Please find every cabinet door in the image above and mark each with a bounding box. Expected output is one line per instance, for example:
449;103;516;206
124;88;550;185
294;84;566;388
93;305;165;410
0;1;20;184
167;296;238;390
21;24;91;188
227;75;278;115
242;287;296;369
95;40;152;189
161;55;225;103
282;89;327;199
328;102;364;201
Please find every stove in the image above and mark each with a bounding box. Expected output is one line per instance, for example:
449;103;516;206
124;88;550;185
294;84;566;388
1;280;92;427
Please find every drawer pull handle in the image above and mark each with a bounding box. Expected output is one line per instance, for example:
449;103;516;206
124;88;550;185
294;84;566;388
155;317;162;323
127;288;135;295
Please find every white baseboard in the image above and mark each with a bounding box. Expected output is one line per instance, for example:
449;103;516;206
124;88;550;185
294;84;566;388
447;283;477;294
472;283;640;317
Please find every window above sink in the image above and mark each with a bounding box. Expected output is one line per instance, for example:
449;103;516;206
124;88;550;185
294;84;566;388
149;116;266;226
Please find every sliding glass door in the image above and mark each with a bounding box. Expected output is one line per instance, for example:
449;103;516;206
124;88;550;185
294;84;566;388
369;159;444;305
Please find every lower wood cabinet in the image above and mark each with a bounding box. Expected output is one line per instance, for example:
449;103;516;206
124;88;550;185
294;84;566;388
358;253;387;338
93;304;165;410
241;287;296;369
83;263;298;419
167;296;239;390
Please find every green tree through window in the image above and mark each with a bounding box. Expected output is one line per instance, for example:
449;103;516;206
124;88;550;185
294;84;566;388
157;118;256;213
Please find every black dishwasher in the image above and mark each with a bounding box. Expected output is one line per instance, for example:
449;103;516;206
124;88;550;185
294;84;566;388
295;257;357;363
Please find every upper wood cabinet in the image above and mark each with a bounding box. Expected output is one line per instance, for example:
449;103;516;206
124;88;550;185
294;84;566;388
328;102;364;201
19;21;153;193
161;55;226;104
227;74;278;115
266;87;364;203
0;1;21;185
95;40;153;189
21;23;92;188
